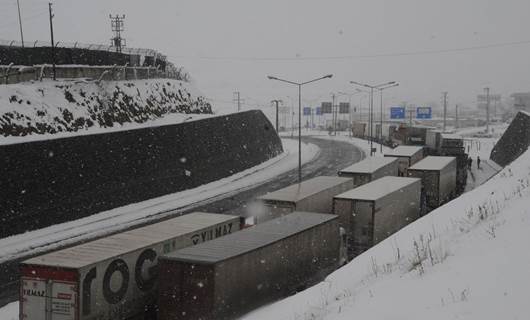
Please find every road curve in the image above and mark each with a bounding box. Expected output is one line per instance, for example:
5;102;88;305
0;136;363;306
194;136;365;216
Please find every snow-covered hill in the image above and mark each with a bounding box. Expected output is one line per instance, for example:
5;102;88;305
245;149;530;319
0;79;212;139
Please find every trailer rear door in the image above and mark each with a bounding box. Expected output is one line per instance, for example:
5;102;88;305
20;267;78;320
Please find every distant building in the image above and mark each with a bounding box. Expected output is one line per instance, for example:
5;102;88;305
510;92;530;112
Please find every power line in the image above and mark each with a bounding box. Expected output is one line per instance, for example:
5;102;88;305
0;11;47;30
171;39;530;62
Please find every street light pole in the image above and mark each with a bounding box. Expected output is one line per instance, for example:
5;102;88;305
271;99;282;132
350;80;397;156
298;84;301;173
359;95;366;122
268;74;333;182
370;87;374;152
377;83;399;152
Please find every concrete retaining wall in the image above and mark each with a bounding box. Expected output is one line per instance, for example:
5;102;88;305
490;111;530;167
0;110;283;237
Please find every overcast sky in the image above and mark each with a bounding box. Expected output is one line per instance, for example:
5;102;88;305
2;0;530;113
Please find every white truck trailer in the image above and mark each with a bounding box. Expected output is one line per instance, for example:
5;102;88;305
256;176;353;223
407;156;457;212
384;145;424;176
19;212;241;320
338;157;399;187
333;176;422;259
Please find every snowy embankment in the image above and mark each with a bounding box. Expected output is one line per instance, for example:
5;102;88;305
0;78;212;141
246;150;530;319
0;138;318;265
455;123;509;138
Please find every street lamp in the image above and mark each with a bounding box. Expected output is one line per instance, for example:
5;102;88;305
268;74;333;182
350;81;396;156
377;83;399;152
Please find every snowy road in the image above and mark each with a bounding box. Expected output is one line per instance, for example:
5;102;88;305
0;136;364;307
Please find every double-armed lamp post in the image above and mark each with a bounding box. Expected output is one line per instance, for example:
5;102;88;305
350;81;398;156
376;83;399;152
267;74;333;183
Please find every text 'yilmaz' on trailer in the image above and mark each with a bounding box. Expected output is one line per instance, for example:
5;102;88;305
19;212;241;320
333;176;422;259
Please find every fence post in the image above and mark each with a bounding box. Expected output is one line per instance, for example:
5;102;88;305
123;63;129;81
39;65;46;81
4;63;14;84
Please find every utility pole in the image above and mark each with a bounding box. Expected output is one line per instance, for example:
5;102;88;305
17;0;24;46
379;89;383;152
494;98;497;119
110;14;126;53
484;87;490;133
408;108;414;127
48;2;56;80
271;99;282;132
233;92;242;112
442;92;448;132
455;104;459;129
369;87;374;153
331;93;337;136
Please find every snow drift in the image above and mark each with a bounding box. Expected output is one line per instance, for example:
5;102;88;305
245;147;530;319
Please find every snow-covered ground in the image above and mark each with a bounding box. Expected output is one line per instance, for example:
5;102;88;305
0;301;17;320
455;123;509;139
244;145;530;320
0;78;212;142
281;129;392;158
0;138;318;265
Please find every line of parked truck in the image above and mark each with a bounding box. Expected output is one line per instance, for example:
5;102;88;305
18;143;462;320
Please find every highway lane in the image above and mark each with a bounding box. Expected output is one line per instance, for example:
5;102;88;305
0;136;364;307
194;136;364;216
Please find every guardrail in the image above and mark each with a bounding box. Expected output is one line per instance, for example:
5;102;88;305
0;64;189;84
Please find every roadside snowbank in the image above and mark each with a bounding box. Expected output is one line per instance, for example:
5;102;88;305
0;302;17;320
245;146;530;319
